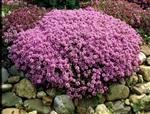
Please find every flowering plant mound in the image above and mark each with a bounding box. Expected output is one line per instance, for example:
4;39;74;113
98;0;144;28
9;8;141;98
2;6;47;43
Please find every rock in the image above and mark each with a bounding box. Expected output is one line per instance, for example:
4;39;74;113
2;92;22;107
37;91;46;98
147;56;150;65
141;45;150;56
8;65;20;76
144;112;150;114
24;99;51;114
2;108;20;114
15;79;36;98
50;111;58;114
42;96;53;105
2;67;9;83
132;82;150;95
107;84;130;101
1;84;12;92
129;94;146;104
126;72;138;86
130;94;150;112
139;52;146;64
77;97;101;114
54;95;75;114
86;106;95;114
125;99;130;106
111;101;131;114
8;76;20;83
28;111;37;114
95;104;111;114
140;65;150;81
138;74;144;83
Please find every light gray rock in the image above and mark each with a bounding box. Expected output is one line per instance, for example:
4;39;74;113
2;67;9;83
130;94;150;112
95;104;111;114
54;95;75;114
1;108;20;114
15;79;36;98
50;111;58;114
147;56;150;65
2;92;22;107
24;99;51;114
140;65;150;81
86;106;95;114
107;84;130;101
111;101;131;114
141;45;150;56
132;82;150;95
37;91;46;98
139;52;146;64
1;84;12;92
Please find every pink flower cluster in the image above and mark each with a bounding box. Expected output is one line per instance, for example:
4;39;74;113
8;8;141;98
2;0;22;5
3;6;47;43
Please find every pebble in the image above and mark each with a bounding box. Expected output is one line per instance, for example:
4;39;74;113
15;79;36;98
1;108;20;114
140;65;150;81
95;104;111;114
107;84;130;101
139;52;146;64
8;76;20;83
54;95;75;114
147;56;150;65
1;84;12;92
50;111;58;114
2;67;9;83
37;91;46;98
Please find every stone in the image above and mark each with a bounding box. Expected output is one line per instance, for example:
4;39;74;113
15;79;36;98
138;74;144;83
24;99;51;114
8;76;20;83
54;95;75;114
42;96;53;105
111;101;131;114
125;99;130;105
77;97;100;114
2;67;9;83
37;91;46;98
147;56;150;65
1;84;12;92
141;45;150;56
130;94;150;112
86;106;95;114
50;111;58;114
140;65;150;81
28;111;37;114
95;104;111;114
129;94;146;104
126;72;138;86
107;84;130;101
8;65;20;76
139;52;146;64
2;92;22;107
132;82;150;95
2;108;20;114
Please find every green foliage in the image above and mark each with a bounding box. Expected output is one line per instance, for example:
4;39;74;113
33;0;80;9
137;28;150;43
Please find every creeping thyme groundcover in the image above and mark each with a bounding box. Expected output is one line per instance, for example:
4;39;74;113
8;8;141;98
